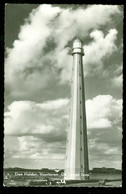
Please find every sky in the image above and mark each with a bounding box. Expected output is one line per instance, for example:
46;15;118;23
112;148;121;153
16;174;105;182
4;4;123;170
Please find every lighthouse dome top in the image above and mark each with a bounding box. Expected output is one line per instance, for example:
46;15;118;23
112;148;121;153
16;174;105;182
73;38;83;49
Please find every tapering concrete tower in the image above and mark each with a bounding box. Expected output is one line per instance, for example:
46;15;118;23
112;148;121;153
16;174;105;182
64;38;89;180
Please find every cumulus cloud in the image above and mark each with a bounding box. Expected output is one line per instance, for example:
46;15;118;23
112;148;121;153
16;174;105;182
5;4;121;99
83;29;118;76
4;95;122;136
86;95;122;129
4;98;69;136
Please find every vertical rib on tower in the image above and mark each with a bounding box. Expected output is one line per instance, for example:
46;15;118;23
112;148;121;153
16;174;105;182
64;38;89;180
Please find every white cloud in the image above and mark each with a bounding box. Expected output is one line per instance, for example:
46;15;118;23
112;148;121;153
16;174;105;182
4;98;69;135
54;5;120;49
86;95;122;129
4;95;122;134
5;4;121;98
5;4;61;98
83;29;118;77
6;4;61;77
37;98;69;110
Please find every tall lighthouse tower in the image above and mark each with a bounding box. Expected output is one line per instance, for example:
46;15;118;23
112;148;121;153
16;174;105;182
64;38;89;180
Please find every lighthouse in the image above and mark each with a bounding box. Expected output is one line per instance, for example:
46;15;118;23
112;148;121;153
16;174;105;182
64;38;89;180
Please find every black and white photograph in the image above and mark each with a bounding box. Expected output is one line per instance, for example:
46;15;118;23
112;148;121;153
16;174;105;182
4;4;123;187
